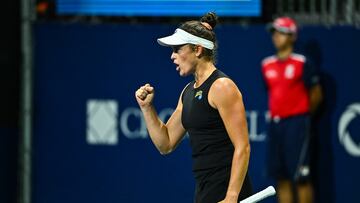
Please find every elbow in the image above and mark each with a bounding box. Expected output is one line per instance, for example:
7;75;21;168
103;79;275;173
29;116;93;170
243;143;251;158
234;143;251;159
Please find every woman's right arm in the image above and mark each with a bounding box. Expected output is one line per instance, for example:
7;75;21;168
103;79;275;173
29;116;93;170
135;84;186;154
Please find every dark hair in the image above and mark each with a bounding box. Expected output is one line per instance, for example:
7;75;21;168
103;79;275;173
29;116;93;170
179;12;219;63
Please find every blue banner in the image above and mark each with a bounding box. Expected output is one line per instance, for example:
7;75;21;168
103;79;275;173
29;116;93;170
56;0;261;16
33;23;360;203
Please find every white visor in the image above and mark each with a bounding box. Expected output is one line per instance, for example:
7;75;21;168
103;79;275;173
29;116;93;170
157;29;215;50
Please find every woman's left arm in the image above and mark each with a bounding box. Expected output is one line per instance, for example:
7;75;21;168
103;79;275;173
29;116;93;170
209;78;251;203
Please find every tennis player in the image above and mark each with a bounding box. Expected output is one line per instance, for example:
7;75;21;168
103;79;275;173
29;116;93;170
135;12;252;203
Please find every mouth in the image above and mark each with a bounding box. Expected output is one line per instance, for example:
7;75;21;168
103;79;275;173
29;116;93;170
174;62;180;71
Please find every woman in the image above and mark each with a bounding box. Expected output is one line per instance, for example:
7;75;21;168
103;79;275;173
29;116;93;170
135;12;252;203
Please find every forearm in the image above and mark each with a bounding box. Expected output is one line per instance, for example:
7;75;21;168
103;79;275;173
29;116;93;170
140;105;171;154
309;84;323;113
226;144;251;199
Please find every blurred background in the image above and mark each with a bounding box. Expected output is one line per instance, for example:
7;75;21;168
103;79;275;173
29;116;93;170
2;0;360;203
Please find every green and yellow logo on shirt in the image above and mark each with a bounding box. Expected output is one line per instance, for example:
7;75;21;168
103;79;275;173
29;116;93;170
195;90;203;100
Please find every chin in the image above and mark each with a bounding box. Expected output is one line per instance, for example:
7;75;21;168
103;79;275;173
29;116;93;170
177;68;189;77
179;71;189;77
178;65;195;77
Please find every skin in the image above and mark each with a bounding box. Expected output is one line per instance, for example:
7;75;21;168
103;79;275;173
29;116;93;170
271;30;322;203
135;44;250;203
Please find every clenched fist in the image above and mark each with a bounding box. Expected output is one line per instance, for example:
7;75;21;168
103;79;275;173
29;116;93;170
135;84;155;108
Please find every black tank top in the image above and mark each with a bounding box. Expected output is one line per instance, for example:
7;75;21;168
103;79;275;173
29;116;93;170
182;69;234;172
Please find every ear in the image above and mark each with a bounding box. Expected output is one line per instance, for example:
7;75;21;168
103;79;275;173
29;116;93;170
195;45;204;57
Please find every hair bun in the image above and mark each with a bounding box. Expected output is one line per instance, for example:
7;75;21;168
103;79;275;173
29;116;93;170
200;12;218;30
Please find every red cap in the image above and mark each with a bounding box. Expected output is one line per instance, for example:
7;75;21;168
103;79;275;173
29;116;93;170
268;17;297;34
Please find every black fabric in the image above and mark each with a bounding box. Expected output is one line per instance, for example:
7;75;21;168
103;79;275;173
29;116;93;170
181;69;253;202
194;166;253;203
266;114;312;182
182;69;234;171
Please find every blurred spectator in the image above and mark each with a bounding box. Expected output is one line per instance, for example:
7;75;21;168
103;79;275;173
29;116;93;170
261;16;323;203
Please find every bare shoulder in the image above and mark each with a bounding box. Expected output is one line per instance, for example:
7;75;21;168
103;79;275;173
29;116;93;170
211;77;242;96
209;78;242;108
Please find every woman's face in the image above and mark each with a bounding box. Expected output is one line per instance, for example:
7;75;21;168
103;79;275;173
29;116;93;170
171;44;198;76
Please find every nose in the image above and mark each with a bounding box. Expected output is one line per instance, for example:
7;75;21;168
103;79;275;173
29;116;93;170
171;52;176;60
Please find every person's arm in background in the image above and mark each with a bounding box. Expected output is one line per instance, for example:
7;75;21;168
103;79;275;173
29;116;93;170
309;84;322;113
303;59;323;113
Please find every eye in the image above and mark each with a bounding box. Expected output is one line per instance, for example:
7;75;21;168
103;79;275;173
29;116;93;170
172;45;182;53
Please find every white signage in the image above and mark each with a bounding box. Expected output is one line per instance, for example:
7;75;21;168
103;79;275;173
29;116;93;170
87;100;118;145
338;103;360;157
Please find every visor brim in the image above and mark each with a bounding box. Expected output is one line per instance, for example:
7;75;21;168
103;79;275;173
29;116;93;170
157;34;187;47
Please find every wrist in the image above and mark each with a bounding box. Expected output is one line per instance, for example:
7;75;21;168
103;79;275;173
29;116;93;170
140;104;154;112
225;191;239;199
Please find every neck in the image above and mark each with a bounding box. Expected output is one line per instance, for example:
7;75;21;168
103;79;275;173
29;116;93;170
194;61;216;87
277;46;293;60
